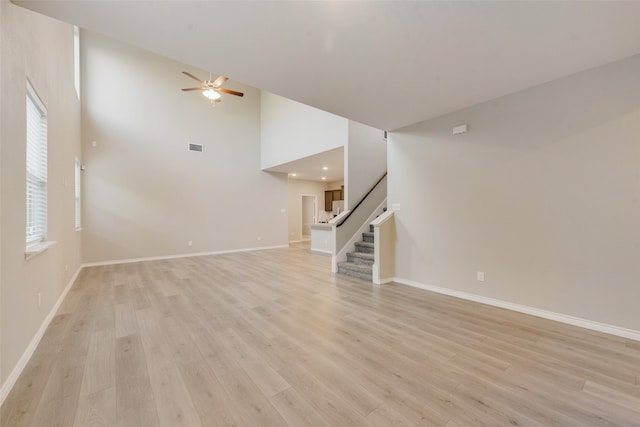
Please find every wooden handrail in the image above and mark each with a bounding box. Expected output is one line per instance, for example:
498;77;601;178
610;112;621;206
336;171;387;227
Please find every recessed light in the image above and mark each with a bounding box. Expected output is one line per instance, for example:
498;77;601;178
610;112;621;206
292;173;297;177
322;166;328;170
321;177;326;180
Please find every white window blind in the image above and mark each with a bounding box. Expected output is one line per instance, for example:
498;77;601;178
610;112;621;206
75;158;81;229
26;82;48;244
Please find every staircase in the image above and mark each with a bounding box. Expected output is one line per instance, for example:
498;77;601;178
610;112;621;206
337;224;375;281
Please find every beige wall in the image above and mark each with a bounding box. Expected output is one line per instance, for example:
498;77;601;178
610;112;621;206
0;0;4;385
345;121;386;209
81;32;288;263
372;211;395;284
389;54;640;331
1;2;82;386
287;179;329;241
260;91;348;170
327;180;344;190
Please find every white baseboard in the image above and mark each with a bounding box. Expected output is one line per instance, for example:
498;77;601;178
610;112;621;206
82;245;289;267
392;277;640;342
310;249;332;256
0;266;82;406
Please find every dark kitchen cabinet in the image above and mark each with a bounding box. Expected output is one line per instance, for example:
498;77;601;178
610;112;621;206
324;191;333;211
325;187;344;211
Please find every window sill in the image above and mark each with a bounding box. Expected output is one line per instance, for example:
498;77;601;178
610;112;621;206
25;241;57;261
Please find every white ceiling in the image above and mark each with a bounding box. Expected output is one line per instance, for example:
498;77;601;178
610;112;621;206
265;147;344;183
19;1;639;182
14;1;640;132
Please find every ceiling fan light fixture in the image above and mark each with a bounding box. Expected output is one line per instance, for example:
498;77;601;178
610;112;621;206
202;88;221;100
182;72;243;102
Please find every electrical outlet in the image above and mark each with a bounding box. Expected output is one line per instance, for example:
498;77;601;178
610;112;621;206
477;271;485;282
188;240;193;246
37;293;41;308
257;236;261;241
65;264;68;272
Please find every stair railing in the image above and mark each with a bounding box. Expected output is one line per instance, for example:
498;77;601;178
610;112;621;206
336;172;387;228
331;173;387;272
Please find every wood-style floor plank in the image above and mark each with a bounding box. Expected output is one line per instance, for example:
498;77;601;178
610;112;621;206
148;366;202;427
219;368;288;427
269;387;331;427
73;387;116;427
179;359;246;427
1;243;639;426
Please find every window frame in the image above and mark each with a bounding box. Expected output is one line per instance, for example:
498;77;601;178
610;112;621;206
75;158;82;230
25;80;49;247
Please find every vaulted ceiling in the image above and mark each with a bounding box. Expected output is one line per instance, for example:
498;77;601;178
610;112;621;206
14;1;640;131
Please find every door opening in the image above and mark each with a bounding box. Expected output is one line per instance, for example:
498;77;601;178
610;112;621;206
300;195;317;241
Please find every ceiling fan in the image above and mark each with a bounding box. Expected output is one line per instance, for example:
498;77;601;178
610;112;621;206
181;71;244;103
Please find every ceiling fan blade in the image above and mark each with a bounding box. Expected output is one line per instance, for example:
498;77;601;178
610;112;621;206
212;75;228;87
182;71;205;84
181;87;204;91
219;88;244;97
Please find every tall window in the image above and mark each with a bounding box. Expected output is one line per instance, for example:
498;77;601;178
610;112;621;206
74;26;80;98
26;81;48;244
75;158;81;229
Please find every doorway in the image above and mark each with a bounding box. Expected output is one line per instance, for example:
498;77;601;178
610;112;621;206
300;195;317;241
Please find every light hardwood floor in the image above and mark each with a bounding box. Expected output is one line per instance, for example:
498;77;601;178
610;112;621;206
2;245;640;426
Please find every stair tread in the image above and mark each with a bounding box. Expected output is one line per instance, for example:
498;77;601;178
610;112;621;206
363;232;374;237
354;241;374;248
337;262;373;273
348;252;374;260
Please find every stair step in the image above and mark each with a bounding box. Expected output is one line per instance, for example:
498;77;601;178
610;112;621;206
369;224;374;233
337;262;373;281
354;241;374;254
362;232;374;243
347;251;374;266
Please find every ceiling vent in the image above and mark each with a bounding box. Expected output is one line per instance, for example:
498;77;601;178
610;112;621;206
188;143;203;152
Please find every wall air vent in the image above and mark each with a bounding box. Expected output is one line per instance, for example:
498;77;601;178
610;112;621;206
188;143;203;152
